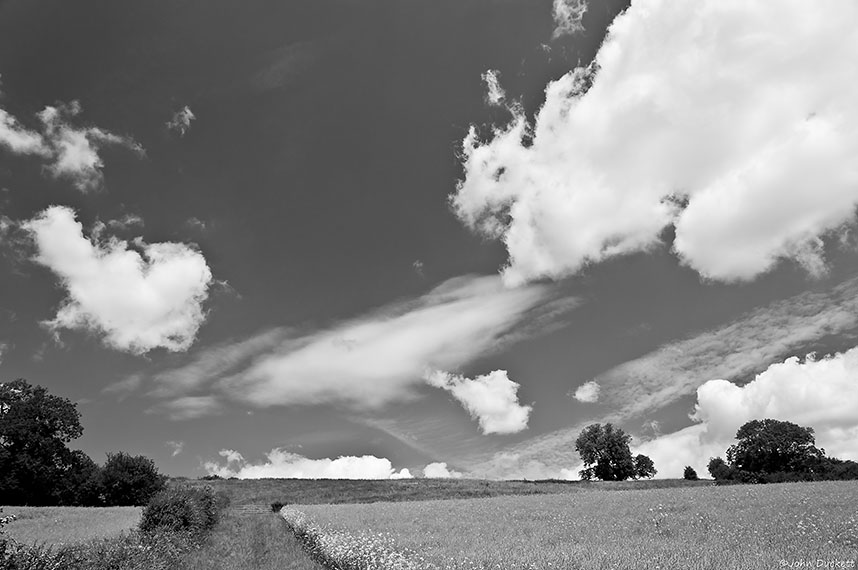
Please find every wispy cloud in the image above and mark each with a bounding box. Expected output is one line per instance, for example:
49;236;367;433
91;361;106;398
551;0;587;38
165;440;184;457
142;274;576;417
150;395;222;421
24;206;213;354
166;106;195;137
454;0;858;285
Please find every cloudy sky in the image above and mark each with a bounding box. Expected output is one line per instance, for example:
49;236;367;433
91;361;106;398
2;0;858;480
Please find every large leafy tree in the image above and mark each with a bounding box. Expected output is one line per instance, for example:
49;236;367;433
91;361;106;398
0;379;85;505
575;423;647;481
101;452;166;506
726;419;825;475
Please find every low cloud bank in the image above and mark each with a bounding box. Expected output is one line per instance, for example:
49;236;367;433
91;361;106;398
204;449;413;480
422;462;464;479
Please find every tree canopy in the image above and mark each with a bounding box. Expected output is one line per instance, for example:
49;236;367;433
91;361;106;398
575;423;654;481
0;379;85;505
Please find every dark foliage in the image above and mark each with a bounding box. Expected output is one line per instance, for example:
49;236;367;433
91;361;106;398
683;466;699;480
139;485;228;535
633;454;657;479
271;501;286;512
0;379;85;505
101;452;167;506
575;423;639;481
709;419;858;485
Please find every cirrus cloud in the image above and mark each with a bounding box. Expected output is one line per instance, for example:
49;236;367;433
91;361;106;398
453;0;858;285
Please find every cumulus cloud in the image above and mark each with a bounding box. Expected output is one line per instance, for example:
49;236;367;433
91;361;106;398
552;0;587;37
38;101;143;191
572;380;600;403
424;369;532;435
422;462;464;478
637;348;858;478
453;0;858;285
213;275;573;409
203;448;413;480
166;106;195;137
23;206;213;354
165;440;184;457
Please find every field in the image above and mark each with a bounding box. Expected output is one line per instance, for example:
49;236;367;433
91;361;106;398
187;477;713;506
281;480;858;570
0;506;142;546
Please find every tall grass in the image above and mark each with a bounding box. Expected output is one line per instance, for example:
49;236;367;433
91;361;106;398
282;480;858;570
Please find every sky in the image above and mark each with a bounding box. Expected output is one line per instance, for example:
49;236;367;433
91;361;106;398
2;0;858;480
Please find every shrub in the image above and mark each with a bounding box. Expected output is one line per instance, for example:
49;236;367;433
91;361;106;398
271;501;286;513
101;452;167;506
139;485;227;536
683;466;699;480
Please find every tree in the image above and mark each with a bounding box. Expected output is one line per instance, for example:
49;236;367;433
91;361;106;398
101;452;167;506
707;457;732;481
634;454;657;479
575;423;636;481
726;419;825;475
0;379;84;505
683;466;699;480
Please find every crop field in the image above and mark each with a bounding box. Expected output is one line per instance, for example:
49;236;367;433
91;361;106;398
281;480;858;570
0;506;142;546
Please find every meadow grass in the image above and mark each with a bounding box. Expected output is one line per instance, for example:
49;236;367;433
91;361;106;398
186;477;712;506
0;506;141;546
283;480;858;570
178;508;326;570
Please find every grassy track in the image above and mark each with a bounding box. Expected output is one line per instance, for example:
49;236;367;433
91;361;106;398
0;505;141;546
179;507;326;570
283;480;858;570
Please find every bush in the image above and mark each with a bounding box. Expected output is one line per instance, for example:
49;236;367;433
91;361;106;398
271;501;286;513
101;452;167;506
139;485;227;536
683;466;699;480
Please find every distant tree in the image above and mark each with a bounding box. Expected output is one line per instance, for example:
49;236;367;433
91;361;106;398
683;466;699;481
707;457;733;481
727;419;825;475
0;379;85;505
56;450;104;506
101;452;167;506
633;454;657;479
575;423;636;481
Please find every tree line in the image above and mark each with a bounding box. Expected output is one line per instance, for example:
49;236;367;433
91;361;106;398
575;418;858;483
0;379;166;506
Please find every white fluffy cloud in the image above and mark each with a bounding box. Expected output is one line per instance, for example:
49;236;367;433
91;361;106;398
204;448;413;480
424;369;532;435
215;275;572;409
637;348;858;478
552;0;587;37
482;70;506;107
166;106;195;137
24;206;213;354
572;380;600;403
453;0;858;285
422;462;464;478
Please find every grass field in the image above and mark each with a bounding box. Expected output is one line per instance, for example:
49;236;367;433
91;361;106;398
0;506;142;546
186;477;713;506
281;480;858;570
